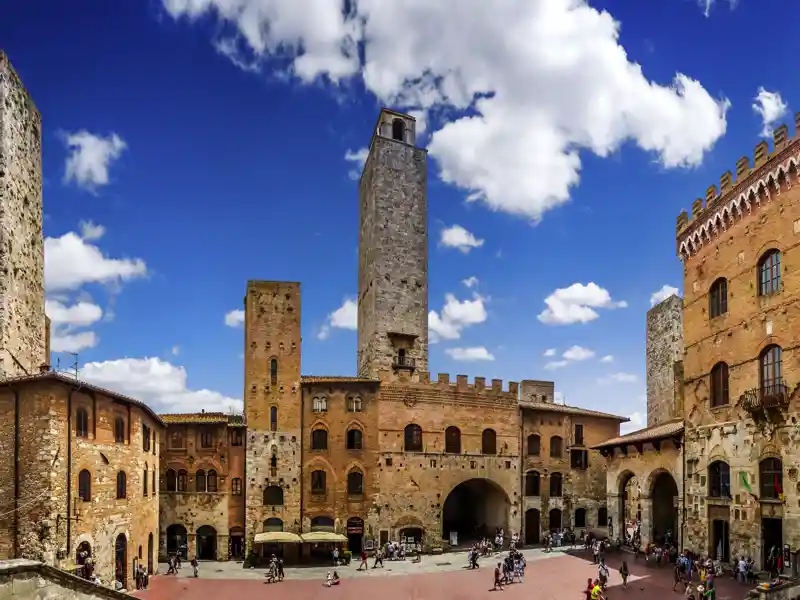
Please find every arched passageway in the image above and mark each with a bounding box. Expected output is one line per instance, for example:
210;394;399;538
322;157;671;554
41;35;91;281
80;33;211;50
524;509;540;545
618;472;640;544
651;471;679;545
548;508;562;531
166;524;188;560
196;525;217;560
229;527;244;560
114;534;127;589
441;479;510;545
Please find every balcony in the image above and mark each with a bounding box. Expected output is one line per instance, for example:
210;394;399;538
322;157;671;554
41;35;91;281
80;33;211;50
741;382;791;413
393;355;416;370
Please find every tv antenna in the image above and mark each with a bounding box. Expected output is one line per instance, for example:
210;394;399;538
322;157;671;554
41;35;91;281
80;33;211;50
66;352;79;379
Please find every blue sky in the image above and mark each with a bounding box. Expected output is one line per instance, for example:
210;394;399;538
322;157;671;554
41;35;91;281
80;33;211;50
1;0;793;427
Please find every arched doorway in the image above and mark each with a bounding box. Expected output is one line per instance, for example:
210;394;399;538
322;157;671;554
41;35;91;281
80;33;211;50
229;527;244;560
618;471;640;544
651;471;679;545
166;524;188;560
441;478;510;546
196;525;217;561
399;527;423;548
548;508;562;531
346;517;364;554
147;533;154;573
75;541;92;579
524;509;540;545
114;534;127;589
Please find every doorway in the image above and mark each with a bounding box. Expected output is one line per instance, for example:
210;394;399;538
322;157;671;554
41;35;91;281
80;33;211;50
548;508;562;531
524;509;540;545
196;526;217;560
711;520;730;562
762;518;783;570
114;534;127;589
229;527;244;560
347;517;364;554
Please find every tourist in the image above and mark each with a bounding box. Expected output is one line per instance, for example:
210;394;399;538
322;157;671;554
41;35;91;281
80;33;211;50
166;556;176;575
190;556;199;577
620;560;629;588
358;550;368;571
277;557;284;581
493;562;504;591
598;558;610;590
333;547;339;566
585;577;594;600
372;547;384;569
591;578;605;600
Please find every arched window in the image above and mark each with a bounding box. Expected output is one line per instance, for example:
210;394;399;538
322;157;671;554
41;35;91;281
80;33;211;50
525;471;540;496
391;118;404;141
758;250;781;296
709;278;728;318
311;470;327;495
574;508;587;528
527;434;540;456
263;517;283;532
78;469;91;501
114;416;125;443
311;428;328;450
404;424;423;452
199;430;213;448
76;407;89;438
598;506;608;527
231;478;242;496
549;472;563;497
760;345;783;392
270;406;278;432
482;429;497;454
312;396;327;413
207;470;218;493
143;465;148;496
445;426;461;453
177;469;187;492
710;362;730;407
346;428;363;450
263;485;284;505
195;470;206;493
759;457;783;500
166;469;177;492
347;395;363;412
550;436;563;458
116;471;127;499
270;358;278;385
347;470;364;496
708;461;731;498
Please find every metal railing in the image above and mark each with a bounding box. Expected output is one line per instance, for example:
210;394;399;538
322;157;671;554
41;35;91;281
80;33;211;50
393;355;416;368
741;382;790;412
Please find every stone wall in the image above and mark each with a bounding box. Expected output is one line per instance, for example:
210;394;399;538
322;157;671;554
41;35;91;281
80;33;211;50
646;294;684;427
0;50;46;379
0;559;133;599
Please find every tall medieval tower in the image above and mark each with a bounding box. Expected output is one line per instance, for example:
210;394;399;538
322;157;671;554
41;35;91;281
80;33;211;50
645;294;684;427
357;109;428;379
0;51;46;378
243;281;302;553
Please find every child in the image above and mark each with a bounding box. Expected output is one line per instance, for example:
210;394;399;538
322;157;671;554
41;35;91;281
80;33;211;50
620;561;629;588
585;577;594;600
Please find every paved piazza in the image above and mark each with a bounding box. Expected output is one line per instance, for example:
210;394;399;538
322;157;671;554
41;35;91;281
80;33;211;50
134;549;747;600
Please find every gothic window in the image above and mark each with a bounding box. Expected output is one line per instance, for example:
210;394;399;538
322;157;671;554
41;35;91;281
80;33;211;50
207;470;218;493
311;470;327;495
574;508;587;528
166;469;176;492
347;395;363;412
346;428;363;450
270;358;278;385
710;362;730;407
231;478;242;496
200;430;213;448
143;465;148;496
525;471;540;496
760;345;783;392
404;424;423;452
527;434;540;456
177;470;187;492
196;469;207;493
759;457;783;500
347;469;364;496
263;485;284;505
758;250;781;296
231;429;243;446
114;416;125;443
708;461;731;498
270;406;278;432
76;407;89;438
549;472;563;497
311;428;328;450
482;429;497;454
445;426;461;453
116;471;127;499
550;436;563;458
391;118;404;141
78;469;91;501
312;396;327;413
709;278;728;318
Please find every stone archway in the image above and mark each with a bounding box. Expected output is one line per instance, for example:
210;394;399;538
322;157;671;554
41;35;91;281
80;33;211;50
196;525;217;561
166;524;188;560
441;478;510;545
617;470;640;542
650;470;679;545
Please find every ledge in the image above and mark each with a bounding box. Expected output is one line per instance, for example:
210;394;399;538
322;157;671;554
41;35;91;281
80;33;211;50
0;559;131;599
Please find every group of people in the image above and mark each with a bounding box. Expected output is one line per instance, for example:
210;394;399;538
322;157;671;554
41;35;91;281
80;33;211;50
165;553;199;577
133;563;150;590
491;549;527;590
265;554;286;583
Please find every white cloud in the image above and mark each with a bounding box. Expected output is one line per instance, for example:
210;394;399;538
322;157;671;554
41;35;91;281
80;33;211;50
429;293;487;342
45;231;147;292
51;331;99;354
544;360;568;371
78;220;106;242
445;346;495;362
318;298;358;340
224;309;245;328
163;0;729;223
697;0;739;18
752;87;788;138
538;282;627;325
45;299;103;328
562;345;594;361
543;348;556;357
598;372;638;384
650;284;680;307
344;147;369;180
63;131;127;192
439;225;484;254
171;346;181;356
462;276;479;289
600;354;614;363
81;357;243;414
620;410;646;435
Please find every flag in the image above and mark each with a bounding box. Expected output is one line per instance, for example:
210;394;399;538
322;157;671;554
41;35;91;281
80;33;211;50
740;471;759;500
774;473;785;502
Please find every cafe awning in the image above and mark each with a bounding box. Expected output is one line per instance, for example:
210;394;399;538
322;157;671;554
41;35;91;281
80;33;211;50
301;531;348;543
254;531;302;544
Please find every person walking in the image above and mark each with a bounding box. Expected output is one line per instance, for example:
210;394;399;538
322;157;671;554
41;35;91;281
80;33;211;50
190;556;199;578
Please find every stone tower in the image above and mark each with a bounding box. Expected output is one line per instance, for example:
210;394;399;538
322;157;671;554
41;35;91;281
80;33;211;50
0;51;46;378
357;109;428;379
645;293;684;427
243;281;302;554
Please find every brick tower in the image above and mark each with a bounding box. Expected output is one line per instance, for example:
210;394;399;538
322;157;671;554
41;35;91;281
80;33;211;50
357;109;428;379
0;51;46;378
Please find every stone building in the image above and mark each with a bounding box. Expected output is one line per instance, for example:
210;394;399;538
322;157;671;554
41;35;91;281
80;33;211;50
675;115;800;566
158;412;245;562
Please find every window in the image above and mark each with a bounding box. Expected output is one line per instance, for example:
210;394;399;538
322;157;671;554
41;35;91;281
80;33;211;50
207;470;218;493
143;425;151;452
166;469;176;492
196;470;207;493
574;424;584;446
759;457;783;500
391;118;404;141
169;429;184;449
312;396;327;413
709;278;728;318
114;416;125;443
574;508;586;528
346;428;363;450
270;406;278;432
143;466;148;496
152;431;157;455
708;460;731;498
347;470;364;495
76;407;89;438
445;426;461;453
311;470;327;495
404;424;423;452
598;506;608;527
153;469;156;495
200;430;213;448
231;429;243;447
263;485;284;505
347;396;363;412
570;449;589;470
116;471;127;499
231;478;242;496
758;250;781;296
550;436;563;458
549;472;563;497
270;358;278;385
761;345;783;392
311;428;328;450
525;471;540;496
177;470;187;492
527;434;540;456
482;429;497;454
78;469;91;501
710;362;730;407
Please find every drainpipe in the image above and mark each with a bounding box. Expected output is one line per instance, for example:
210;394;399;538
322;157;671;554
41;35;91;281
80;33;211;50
66;389;73;553
681;434;686;552
13;390;20;557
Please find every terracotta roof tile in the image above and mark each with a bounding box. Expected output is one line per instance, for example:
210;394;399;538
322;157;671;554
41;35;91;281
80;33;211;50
301;376;379;384
591;419;684;449
519;401;629;421
160;412;241;425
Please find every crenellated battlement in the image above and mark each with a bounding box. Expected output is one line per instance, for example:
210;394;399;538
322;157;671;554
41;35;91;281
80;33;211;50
676;113;800;261
379;369;519;398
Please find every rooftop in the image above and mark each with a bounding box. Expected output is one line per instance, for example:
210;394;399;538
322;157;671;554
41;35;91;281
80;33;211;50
519;401;629;422
591;418;684;449
160;412;244;426
301;376;379;384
